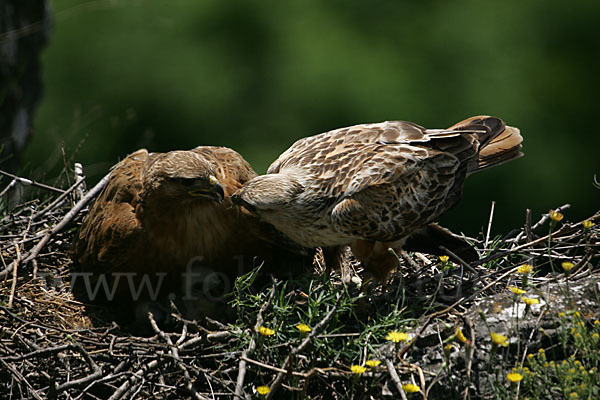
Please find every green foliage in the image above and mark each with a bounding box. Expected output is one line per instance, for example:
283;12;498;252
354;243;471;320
519;312;600;399
226;268;418;398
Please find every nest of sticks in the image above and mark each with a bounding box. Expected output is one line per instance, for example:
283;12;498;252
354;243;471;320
0;166;598;399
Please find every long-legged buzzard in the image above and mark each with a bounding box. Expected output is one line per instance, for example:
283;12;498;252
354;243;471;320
233;116;522;280
72;146;298;322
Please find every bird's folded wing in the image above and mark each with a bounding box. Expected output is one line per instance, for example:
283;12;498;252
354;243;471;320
72;149;148;269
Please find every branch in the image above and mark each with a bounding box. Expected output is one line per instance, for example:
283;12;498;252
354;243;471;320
235;284;276;398
0;169;65;194
21;171;110;265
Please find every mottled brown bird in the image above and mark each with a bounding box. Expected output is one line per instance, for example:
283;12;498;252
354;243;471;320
72;146;281;321
233;116;523;280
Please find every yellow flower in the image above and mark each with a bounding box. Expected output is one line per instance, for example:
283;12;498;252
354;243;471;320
594;320;599;325
574;311;581;317
558;312;565;317
256;386;270;395
592;333;599;340
561;262;575;272
521;297;539;306
527;353;534;359
455;327;470;345
296;323;311;333
582;220;595;229
402;383;420;393
508;286;526;295
517;264;533;274
507;372;523;382
350;365;367;374
490;332;509;347
365;360;381;368
569;392;578;398
444;344;453;352
538;348;545;353
386;331;409;343
439;255;449;262
549;209;564;222
257;326;275;336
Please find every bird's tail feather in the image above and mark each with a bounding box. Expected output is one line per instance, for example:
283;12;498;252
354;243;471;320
449;115;523;173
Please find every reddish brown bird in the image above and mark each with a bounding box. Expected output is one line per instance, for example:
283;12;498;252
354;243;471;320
72;146;287;321
233;116;523;281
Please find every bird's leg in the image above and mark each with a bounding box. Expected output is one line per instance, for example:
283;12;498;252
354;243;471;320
359;241;400;282
350;239;375;261
322;245;349;280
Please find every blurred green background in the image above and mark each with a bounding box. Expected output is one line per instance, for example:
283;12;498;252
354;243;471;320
25;0;599;235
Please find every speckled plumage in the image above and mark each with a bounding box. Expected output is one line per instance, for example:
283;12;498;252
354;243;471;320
234;116;523;280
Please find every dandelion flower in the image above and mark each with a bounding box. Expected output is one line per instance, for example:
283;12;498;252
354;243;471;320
365;360;381;368
558;312;565;317
444;344;453;352
594;320;599;325
439;255;449;262
295;323;311;333
350;365;366;374
402;383;420;393
517;264;533;274
455;327;470;345
521;297;539;306
490;332;509;347
549;209;564;222
582;220;595;229
386;331;409;343
508;286;526;295
574;311;581;317
257;326;275;336
256;386;270;395
592;333;599;340
561;262;575;272
507;372;523;382
569;392;578;398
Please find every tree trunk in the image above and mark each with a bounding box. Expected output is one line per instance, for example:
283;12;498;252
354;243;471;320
0;1;51;173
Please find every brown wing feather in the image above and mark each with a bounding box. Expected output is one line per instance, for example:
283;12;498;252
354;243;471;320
73;149;147;269
328;117;519;241
331;147;460;241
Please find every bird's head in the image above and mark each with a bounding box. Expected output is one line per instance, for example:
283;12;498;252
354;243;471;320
231;173;303;216
141;150;225;204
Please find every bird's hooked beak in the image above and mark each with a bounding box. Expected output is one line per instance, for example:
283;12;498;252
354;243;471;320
231;191;256;213
188;175;225;203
